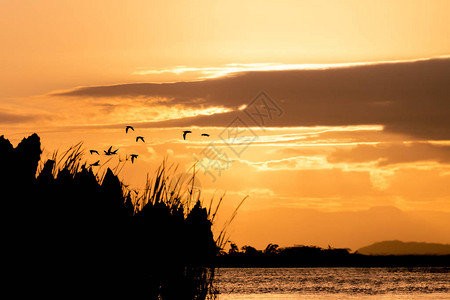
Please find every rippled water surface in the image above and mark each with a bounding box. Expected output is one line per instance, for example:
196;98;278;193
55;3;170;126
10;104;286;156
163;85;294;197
214;267;450;299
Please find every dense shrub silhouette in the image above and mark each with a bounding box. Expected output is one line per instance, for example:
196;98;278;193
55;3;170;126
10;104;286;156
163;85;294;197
1;134;219;299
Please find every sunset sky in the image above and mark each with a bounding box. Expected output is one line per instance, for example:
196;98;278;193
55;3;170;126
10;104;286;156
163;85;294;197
1;0;450;250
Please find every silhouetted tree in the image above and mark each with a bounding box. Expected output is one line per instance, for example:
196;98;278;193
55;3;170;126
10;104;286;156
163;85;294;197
264;243;279;254
228;242;239;255
241;245;259;255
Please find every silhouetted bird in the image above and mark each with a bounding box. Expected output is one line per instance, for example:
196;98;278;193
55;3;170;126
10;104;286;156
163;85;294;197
183;130;192;140
111;148;119;155
90;150;99;155
130;154;138;163
104;146;113;155
201;133;210;137
90;160;100;167
136;136;145;143
126;126;134;133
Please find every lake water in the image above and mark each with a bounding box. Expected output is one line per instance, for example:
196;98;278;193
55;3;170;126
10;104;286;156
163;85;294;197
214;267;450;299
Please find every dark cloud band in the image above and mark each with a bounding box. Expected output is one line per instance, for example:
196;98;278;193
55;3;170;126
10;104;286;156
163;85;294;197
55;58;450;140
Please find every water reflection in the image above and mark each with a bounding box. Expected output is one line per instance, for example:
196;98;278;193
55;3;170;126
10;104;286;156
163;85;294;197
215;268;450;299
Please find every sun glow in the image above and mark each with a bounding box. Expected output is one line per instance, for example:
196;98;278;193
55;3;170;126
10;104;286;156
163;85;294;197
133;56;450;79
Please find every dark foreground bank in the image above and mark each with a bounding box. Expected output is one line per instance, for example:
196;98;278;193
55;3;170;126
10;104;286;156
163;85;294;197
1;134;218;299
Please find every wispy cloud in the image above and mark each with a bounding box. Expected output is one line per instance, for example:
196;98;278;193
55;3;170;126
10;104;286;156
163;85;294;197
54;57;450;140
133;56;450;79
0;110;52;124
328;142;450;166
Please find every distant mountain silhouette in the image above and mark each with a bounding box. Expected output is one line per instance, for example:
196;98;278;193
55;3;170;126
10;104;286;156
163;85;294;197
357;240;450;255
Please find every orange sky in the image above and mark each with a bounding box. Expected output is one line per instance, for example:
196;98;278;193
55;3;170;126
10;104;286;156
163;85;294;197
1;0;450;250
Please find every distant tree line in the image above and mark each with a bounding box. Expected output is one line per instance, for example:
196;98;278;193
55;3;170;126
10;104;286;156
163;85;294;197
216;243;450;268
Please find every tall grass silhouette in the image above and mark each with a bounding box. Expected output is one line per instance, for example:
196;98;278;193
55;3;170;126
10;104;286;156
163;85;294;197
1;133;244;299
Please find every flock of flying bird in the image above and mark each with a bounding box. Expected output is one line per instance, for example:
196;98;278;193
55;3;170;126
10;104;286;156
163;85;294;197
88;126;210;167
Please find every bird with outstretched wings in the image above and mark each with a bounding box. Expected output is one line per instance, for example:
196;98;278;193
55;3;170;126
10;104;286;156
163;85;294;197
136;136;145;143
90;150;99;155
183;130;192;140
104;146;113;155
130;154;138;163
126;126;134;133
